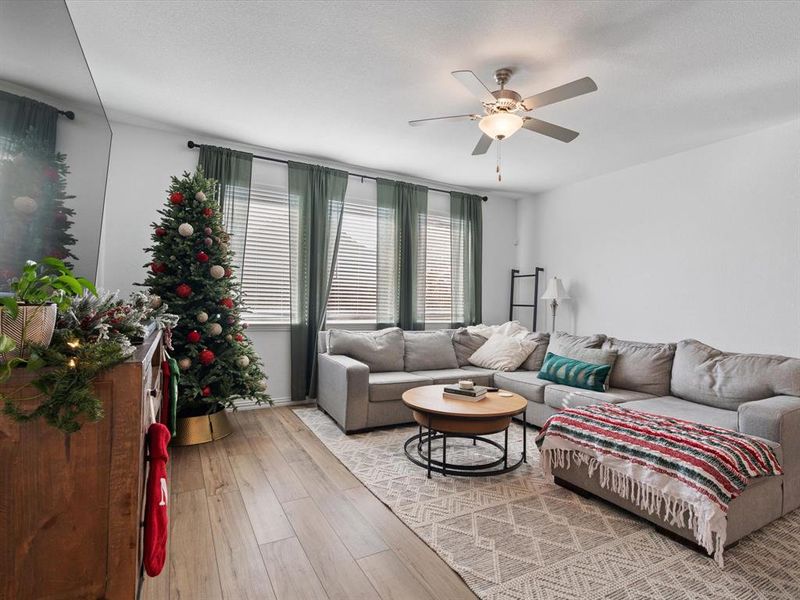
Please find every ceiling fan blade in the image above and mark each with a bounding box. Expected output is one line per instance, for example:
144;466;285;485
522;77;597;111
522;117;580;143
408;114;479;127
472;133;494;155
451;70;496;104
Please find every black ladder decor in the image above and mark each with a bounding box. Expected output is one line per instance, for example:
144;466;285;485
509;267;544;331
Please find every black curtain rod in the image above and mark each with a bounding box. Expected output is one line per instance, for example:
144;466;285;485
187;140;488;202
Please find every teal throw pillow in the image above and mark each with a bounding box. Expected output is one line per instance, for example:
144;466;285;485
537;352;612;392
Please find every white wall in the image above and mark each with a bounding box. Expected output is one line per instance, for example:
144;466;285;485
516;119;800;356
100;119;520;401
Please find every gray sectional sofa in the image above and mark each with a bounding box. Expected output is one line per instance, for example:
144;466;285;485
316;327;800;538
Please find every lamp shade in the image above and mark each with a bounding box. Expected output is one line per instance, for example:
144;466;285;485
478;112;523;140
541;277;570;301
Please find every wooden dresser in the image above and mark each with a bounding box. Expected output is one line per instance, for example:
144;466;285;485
0;331;164;600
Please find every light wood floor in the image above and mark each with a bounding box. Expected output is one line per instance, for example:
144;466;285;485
143;405;478;600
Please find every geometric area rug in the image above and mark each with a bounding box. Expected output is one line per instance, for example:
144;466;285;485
294;408;800;600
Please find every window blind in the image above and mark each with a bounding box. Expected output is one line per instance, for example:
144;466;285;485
424;212;452;323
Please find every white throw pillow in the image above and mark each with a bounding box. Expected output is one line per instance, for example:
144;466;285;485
466;320;530;340
468;333;538;372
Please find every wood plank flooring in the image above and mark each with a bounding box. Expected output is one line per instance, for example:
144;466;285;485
143;406;478;600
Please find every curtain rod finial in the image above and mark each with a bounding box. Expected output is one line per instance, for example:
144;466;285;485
482;196;488;202
187;140;196;149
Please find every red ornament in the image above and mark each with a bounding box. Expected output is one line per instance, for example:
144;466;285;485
199;349;215;366
186;330;201;344
151;262;167;274
155;226;167;237
44;166;59;182
176;283;192;298
219;297;234;309
224;268;233;278
201;386;212;397
169;192;184;204
54;211;67;222
195;251;209;263
235;333;244;342
203;207;214;217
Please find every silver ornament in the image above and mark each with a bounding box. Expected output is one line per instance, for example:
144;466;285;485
196;311;209;323
225;334;233;342
236;355;250;368
178;357;191;370
195;191;206;201
178;223;194;237
208;323;223;336
209;265;225;279
13;196;38;214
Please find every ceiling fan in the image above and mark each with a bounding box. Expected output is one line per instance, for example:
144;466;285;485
409;68;597;158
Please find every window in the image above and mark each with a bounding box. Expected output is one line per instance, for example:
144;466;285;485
326;196;378;323
240;183;291;322
424;211;452;323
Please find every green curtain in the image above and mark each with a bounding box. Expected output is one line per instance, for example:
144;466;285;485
289;161;349;400
376;179;428;330
0;90;58;155
450;192;483;326
198;144;254;274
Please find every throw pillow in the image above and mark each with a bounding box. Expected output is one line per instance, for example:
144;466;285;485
328;327;404;372
404;330;459;371
468;333;538;372
559;347;618;391
537;352;613;392
548;331;606;356
519;332;550;371
602;337;676;396
452;327;488;367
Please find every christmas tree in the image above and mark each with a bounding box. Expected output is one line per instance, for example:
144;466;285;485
0;137;77;288
141;170;270;416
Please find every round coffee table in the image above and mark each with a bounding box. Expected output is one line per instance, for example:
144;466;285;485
401;384;528;478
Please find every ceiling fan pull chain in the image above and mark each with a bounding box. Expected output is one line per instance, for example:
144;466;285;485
497;140;502;182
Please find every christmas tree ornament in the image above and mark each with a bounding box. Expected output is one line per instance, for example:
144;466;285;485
225;334;233;342
155;226;167;237
203;237;213;247
169;191;185;204
195;191;206;201
170;255;177;261
149;295;163;308
195;251;209;263
208;323;222;336
198;349;215;366
235;333;244;342
220;297;234;309
54;211;68;222
178;223;194;237
209;265;225;279
178;357;191;370
227;315;236;324
203;227;212;235
176;283;192;298
186;330;201;343
224;267;233;278
201;385;212;397
236;355;250;368
13;195;38;214
257;380;267;391
196;311;209;323
151;262;167;273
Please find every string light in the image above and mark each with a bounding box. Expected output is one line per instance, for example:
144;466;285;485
67;358;77;368
66;339;80;349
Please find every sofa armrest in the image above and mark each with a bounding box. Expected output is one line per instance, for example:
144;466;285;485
739;395;800;512
317;353;370;432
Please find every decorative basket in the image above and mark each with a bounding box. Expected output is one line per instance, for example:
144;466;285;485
0;303;57;361
171;404;233;446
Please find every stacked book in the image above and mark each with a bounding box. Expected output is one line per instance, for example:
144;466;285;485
443;385;488;402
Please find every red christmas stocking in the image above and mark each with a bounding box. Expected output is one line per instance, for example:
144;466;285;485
143;422;171;577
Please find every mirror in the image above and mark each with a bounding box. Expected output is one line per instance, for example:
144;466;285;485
0;0;111;289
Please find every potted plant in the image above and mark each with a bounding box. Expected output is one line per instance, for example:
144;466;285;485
0;258;95;361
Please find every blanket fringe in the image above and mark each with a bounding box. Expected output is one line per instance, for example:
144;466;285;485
542;448;726;567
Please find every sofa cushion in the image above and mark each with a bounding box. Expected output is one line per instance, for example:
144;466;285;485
403;330;459;371
329;327;404;373
368;371;433;403
602;337;676;396
469;333;538;371
452;328;488;367
548;331;606;356
410;367;493;386
493;370;551;404
620;396;739;431
538;351;616;392
671;339;800;410
544;384;654;410
520;332;551;371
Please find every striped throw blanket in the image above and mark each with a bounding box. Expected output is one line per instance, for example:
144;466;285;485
535;405;783;566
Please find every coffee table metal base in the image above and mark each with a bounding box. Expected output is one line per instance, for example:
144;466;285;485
403;420;526;478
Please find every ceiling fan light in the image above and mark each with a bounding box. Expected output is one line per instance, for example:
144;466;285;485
479;112;523;140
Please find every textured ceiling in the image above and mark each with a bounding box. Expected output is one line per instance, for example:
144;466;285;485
66;0;800;195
